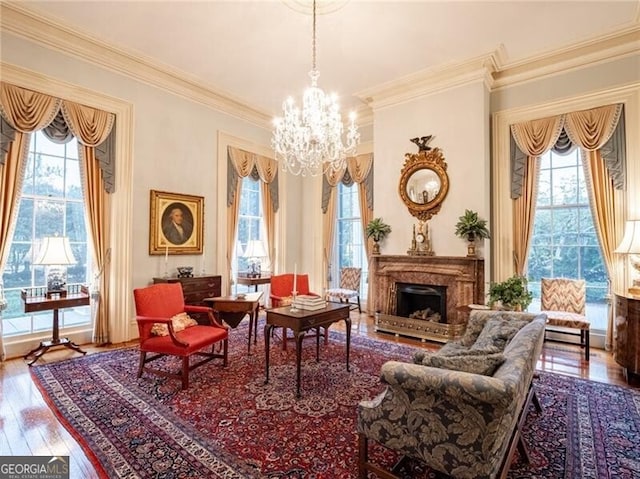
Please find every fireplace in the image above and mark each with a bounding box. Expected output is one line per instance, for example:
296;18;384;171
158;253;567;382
396;283;447;323
370;255;484;343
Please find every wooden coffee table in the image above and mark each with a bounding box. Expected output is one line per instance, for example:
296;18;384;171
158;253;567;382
204;291;263;353
264;302;351;398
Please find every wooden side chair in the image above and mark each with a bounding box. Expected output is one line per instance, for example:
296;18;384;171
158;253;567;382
133;282;229;389
326;267;362;313
540;277;590;361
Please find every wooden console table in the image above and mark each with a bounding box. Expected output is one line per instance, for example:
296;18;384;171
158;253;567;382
21;287;90;366
614;293;640;384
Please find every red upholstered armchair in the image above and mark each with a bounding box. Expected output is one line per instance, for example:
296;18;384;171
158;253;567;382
133;283;228;390
270;273;318;307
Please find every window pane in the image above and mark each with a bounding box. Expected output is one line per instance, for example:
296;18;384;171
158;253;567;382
34;154;65;197
35;199;65;237
66;202;86;242
13;198;34;242
527;246;552;281
551;151;577;169
551;167;578;206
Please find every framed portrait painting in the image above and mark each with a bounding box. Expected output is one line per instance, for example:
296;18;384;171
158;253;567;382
149;190;204;255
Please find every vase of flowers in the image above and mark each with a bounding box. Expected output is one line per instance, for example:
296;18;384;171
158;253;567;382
454;209;491;257
366;218;392;255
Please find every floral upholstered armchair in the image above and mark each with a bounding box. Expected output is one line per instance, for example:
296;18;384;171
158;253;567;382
357;310;547;479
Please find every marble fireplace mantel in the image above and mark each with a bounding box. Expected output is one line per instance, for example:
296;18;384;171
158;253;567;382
369;255;485;342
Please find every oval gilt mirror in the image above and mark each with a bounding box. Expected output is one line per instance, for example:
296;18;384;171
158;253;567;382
398;144;449;221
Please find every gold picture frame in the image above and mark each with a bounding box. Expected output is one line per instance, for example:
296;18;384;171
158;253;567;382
149;190;204;255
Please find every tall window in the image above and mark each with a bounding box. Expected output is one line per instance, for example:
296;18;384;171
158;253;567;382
331;183;368;296
234;177;266;285
1;131;92;337
527;149;608;330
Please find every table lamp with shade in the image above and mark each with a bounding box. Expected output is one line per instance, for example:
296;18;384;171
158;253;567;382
614;219;640;297
242;239;268;278
33;236;77;298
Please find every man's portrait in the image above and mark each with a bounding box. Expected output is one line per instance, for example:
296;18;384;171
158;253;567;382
149;190;203;255
161;202;194;245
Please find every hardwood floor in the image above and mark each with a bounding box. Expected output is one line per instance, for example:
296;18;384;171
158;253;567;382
1;312;637;478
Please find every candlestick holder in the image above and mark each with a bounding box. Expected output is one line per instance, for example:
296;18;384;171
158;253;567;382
290;290;299;312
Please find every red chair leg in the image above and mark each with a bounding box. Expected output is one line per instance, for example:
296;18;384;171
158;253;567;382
138;351;146;378
223;339;228;366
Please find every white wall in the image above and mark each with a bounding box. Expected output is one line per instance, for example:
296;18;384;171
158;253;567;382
372;81;492;262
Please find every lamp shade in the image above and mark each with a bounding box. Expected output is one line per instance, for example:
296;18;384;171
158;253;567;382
243;239;267;259
33;236;77;265
615;220;640;254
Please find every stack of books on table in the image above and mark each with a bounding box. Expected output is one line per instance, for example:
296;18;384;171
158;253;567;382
292;295;327;311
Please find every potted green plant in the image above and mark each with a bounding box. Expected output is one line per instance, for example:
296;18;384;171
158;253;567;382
366;218;392;255
488;275;533;311
454;209;490;257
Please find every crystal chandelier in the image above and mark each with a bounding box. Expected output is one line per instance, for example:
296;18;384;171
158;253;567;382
272;0;360;176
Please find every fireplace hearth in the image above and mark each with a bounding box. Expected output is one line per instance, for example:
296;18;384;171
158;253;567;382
370;255;484;343
396;283;447;323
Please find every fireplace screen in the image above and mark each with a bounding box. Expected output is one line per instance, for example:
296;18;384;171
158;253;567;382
395;283;447;323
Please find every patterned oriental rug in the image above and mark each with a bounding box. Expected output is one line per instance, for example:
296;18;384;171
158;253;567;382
31;325;640;478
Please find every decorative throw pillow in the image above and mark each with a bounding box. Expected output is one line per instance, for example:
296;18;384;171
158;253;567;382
278;296;294;306
471;317;528;352
150;312;198;336
459;315;491;347
420;352;505;376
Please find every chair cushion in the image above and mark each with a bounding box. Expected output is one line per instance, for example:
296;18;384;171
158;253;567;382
326;288;358;300
471;317;528;351
141;325;228;355
150;312;198;336
419;351;506;376
545;311;590;329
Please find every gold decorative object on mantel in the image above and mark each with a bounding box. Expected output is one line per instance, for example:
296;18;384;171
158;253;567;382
407;222;434;256
398;136;450;221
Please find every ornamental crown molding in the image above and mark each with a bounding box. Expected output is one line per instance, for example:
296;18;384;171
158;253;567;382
493;24;640;90
355;50;502;110
0;2;273;129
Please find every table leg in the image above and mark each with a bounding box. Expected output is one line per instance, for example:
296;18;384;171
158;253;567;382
254;305;259;344
345;317;352;372
24;308;87;366
247;311;253;354
264;324;273;384
295;330;306;398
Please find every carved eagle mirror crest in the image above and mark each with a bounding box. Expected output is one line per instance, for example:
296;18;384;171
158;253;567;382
398;136;450;221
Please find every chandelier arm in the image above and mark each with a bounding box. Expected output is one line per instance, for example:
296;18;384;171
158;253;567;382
312;0;317;71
